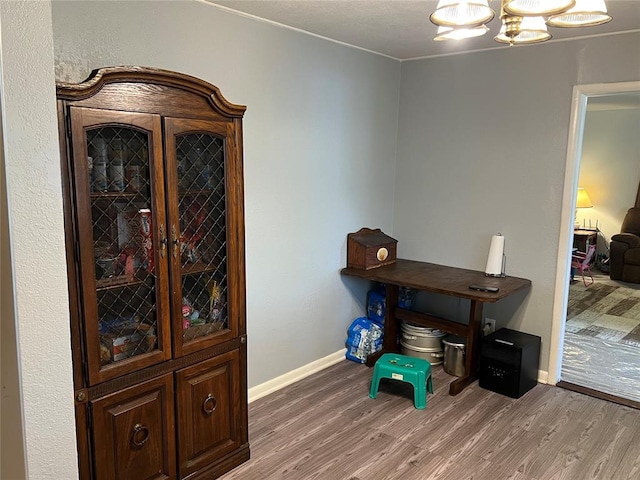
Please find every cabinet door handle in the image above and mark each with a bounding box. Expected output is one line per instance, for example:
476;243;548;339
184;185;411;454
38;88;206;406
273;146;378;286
131;423;150;447
172;225;179;259
159;224;167;259
202;393;217;415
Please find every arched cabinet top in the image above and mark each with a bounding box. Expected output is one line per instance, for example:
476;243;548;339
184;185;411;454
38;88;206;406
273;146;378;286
56;66;246;118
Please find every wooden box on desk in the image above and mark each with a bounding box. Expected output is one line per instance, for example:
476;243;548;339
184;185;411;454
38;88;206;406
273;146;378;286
347;228;397;270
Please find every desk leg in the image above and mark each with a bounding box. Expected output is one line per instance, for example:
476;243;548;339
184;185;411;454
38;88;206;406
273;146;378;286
448;300;483;395
365;284;399;367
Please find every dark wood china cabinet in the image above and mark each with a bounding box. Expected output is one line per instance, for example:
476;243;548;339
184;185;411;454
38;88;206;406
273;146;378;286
57;66;249;480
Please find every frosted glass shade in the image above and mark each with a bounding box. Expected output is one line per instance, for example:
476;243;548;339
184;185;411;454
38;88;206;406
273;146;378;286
430;0;495;27
495;16;551;44
434;24;490;40
547;0;612;27
504;0;575;16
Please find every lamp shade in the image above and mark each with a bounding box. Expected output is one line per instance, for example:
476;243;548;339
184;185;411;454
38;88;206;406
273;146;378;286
504;0;576;16
494;15;551;44
430;0;495;27
546;0;612;27
434;24;490;40
576;188;593;208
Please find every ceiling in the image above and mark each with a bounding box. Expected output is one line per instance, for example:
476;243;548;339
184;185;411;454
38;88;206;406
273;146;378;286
208;0;640;60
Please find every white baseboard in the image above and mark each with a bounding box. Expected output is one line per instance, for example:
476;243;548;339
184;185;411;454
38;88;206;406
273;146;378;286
538;370;549;384
248;349;347;403
247;352;550;402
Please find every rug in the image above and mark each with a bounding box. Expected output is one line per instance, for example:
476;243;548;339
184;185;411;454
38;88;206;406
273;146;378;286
566;282;640;348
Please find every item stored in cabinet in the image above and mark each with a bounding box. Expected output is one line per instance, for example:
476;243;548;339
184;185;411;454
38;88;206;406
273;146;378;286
139;208;154;272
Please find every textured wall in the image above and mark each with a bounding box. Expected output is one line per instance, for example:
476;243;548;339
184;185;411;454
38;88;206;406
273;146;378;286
0;1;78;478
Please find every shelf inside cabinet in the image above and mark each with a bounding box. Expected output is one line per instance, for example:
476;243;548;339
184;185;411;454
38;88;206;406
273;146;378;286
182;322;225;341
181;261;221;276
179;188;217;197
91;191;148;200
96;271;152;291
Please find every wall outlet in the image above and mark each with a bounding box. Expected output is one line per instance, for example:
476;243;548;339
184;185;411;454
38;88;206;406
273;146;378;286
483;318;496;336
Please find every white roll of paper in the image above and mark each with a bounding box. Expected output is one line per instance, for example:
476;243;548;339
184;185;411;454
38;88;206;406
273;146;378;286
485;234;505;276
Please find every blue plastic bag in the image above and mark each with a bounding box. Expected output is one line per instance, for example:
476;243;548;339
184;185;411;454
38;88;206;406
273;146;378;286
345;316;383;363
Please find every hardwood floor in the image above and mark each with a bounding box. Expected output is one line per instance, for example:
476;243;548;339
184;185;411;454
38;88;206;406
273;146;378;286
220;360;640;480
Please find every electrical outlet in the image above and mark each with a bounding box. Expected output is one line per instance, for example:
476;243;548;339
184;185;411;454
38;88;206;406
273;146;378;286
483;318;496;335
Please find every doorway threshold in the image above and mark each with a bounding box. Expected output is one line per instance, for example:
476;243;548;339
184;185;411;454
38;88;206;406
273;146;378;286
557;380;640;410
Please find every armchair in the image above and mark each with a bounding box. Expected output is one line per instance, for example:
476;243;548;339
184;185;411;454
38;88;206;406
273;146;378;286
609;208;640;283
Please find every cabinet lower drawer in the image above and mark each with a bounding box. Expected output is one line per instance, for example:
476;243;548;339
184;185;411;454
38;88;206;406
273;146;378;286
176;349;242;478
91;374;176;480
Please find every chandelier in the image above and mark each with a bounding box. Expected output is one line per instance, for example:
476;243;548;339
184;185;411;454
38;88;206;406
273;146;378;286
430;0;612;45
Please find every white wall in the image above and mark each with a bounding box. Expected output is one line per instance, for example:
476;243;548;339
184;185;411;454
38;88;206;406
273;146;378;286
395;32;640;371
0;1;77;478
52;0;401;388
578;105;640;254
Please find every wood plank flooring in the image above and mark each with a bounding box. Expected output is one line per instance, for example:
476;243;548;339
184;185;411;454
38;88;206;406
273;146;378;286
220;360;640;480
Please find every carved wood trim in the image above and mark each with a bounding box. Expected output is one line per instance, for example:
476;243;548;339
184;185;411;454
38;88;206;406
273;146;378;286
56;66;246;118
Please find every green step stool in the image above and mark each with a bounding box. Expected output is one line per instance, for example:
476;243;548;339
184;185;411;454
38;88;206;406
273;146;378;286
369;353;433;409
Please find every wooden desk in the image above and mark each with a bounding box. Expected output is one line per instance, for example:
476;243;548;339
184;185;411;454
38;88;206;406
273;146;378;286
341;259;531;396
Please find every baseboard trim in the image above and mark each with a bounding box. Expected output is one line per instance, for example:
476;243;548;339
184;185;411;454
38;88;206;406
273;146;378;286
248;353;549;401
538;369;549;384
248;349;347;403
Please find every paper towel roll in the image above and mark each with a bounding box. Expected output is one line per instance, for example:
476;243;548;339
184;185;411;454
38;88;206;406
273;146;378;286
485;234;505;276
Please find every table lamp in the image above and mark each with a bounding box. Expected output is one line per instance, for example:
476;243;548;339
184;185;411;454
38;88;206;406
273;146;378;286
575;187;593;228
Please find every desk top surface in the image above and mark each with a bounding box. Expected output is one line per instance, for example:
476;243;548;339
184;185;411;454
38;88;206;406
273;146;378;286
341;258;531;303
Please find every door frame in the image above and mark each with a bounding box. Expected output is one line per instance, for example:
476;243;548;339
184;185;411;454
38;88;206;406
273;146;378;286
548;81;640;384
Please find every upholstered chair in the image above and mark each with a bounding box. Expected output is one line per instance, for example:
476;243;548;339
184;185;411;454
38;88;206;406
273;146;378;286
610;208;640;284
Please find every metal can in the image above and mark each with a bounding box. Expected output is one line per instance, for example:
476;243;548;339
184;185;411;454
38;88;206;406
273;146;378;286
109;139;126;192
138;208;154;273
126;165;143;192
87;156;94;190
109;159;125;192
93;156;108;192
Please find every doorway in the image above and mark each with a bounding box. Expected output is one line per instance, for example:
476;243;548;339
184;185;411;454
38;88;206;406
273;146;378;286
549;81;640;407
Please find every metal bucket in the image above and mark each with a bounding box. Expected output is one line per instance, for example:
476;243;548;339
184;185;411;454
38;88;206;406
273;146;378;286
400;341;444;365
400;321;446;349
442;335;466;377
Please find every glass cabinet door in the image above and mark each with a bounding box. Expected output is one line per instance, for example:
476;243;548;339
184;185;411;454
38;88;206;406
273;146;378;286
69;107;171;385
164;118;238;356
